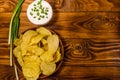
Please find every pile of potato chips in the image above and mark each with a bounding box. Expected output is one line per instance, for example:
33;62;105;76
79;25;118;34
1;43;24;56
13;27;62;80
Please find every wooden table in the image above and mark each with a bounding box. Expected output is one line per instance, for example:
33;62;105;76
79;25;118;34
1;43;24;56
1;0;120;80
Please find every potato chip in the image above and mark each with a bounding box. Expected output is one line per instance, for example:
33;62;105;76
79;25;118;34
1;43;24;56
53;47;61;63
21;30;38;48
30;34;45;45
22;62;41;79
23;55;41;64
40;51;54;62
21;48;27;57
41;44;48;51
14;34;23;46
41;61;56;75
13;46;21;58
17;56;24;66
47;34;59;54
36;27;52;36
27;45;44;56
41;39;47;45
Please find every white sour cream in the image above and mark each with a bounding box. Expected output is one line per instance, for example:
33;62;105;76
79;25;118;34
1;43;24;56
27;0;53;25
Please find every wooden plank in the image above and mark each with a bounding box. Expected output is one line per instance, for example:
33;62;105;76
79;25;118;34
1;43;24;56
63;39;120;66
1;0;120;12
0;12;120;38
56;66;120;79
0;65;25;80
0;65;120;80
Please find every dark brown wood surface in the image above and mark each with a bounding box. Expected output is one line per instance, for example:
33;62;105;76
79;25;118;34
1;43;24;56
1;0;120;80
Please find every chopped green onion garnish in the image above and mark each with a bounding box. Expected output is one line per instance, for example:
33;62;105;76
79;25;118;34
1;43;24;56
30;12;33;16
33;16;36;18
29;0;49;20
33;4;36;6
38;18;41;20
45;13;48;15
31;8;34;11
37;12;40;16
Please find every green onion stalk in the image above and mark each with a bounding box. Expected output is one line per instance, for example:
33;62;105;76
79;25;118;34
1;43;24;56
8;0;24;66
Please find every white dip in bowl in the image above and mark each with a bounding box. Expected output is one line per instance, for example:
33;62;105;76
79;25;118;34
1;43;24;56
27;0;53;25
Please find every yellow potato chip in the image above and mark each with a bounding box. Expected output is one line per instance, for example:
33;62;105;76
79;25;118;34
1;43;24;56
40;39;48;51
42;44;48;51
36;27;52;36
22;62;41;79
17;56;24;66
53;47;61;63
30;34;45;45
41;38;47;45
27;45;44;56
47;34;59;54
21;48;27;57
40;51;54;62
23;55;41;64
41;61;56;75
13;46;21;58
14;34;23;46
13;46;24;66
21;30;38;48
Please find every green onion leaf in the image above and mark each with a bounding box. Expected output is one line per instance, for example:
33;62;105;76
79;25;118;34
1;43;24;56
8;0;24;66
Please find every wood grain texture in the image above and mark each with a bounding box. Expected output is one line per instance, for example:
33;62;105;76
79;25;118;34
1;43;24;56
1;0;120;80
1;65;120;80
63;39;120;66
1;0;120;12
